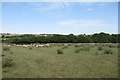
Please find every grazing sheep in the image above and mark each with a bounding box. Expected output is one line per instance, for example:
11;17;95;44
35;44;44;48
75;43;81;47
3;44;11;48
23;45;28;48
39;44;45;48
44;44;51;47
62;43;69;49
63;43;68;46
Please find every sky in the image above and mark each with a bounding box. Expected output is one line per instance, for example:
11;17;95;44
2;2;118;35
1;0;120;2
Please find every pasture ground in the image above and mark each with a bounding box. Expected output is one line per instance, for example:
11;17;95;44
2;43;118;78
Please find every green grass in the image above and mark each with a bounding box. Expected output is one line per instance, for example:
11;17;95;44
2;43;118;78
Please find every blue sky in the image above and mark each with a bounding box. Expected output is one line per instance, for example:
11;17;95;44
2;2;118;34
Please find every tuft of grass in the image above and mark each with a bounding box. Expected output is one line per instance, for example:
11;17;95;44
75;48;80;53
35;58;44;64
81;46;90;51
98;46;103;51
57;49;63;54
1;54;5;57
103;48;113;54
10;51;13;54
2;56;14;68
103;44;117;48
75;44;80;47
3;47;10;51
109;44;117;48
62;46;68;49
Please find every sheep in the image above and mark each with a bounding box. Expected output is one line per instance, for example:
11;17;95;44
44;44;51;47
75;43;81;47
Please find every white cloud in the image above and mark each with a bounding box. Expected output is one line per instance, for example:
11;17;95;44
30;2;95;9
57;19;117;34
28;2;73;12
27;2;108;14
79;2;95;6
79;2;106;11
58;19;111;28
87;8;94;11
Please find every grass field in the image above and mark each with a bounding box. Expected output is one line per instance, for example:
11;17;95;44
2;43;118;78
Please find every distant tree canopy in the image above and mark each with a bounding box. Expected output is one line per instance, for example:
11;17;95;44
2;32;120;44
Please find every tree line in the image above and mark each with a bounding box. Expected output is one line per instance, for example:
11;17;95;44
2;32;120;44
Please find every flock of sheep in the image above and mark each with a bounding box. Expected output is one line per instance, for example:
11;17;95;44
2;43;117;49
2;43;51;48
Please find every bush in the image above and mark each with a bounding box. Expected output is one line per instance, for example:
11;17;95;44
104;44;116;48
35;58;44;64
75;48;80;53
2;52;5;57
108;45;114;48
75;44;80;47
57;49;63;54
2;56;14;68
103;48;113;54
104;44;115;48
10;51;13;54
3;47;10;51
81;46;90;51
1;54;5;57
68;44;71;46
98;46;103;51
62;46;68;49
